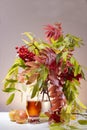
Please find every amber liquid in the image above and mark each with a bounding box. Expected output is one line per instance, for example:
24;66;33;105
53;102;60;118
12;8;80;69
26;100;41;117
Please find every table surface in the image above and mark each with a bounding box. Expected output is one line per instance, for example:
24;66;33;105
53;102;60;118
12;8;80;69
0;112;49;130
0;112;87;130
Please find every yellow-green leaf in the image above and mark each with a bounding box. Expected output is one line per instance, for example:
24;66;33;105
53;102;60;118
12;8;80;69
78;120;87;125
22;39;29;45
31;85;38;98
6;93;15;105
77;99;87;109
23;32;33;41
3;87;17;93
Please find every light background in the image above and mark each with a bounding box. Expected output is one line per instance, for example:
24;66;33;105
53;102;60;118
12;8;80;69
0;0;87;111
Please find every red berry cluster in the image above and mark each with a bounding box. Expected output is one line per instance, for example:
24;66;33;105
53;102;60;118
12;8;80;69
16;46;35;62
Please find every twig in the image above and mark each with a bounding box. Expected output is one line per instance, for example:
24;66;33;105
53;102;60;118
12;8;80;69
72;112;87;117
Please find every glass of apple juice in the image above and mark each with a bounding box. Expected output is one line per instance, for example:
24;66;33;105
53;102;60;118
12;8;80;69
26;93;42;123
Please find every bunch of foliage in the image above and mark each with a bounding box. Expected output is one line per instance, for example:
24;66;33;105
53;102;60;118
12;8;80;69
3;23;86;125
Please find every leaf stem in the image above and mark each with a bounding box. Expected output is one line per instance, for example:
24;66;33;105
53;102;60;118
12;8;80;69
72;112;87;117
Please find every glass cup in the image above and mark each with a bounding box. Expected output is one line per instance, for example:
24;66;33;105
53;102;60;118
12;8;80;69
26;94;42;123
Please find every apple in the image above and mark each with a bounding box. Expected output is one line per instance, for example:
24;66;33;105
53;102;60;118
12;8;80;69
15;110;28;124
9;110;17;121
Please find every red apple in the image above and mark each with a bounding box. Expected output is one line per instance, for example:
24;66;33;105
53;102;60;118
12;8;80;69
15;110;28;124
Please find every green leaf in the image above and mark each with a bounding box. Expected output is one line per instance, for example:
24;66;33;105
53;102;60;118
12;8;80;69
4;58;26;81
41;66;48;81
57;36;64;42
49;123;66;130
64;34;83;50
23;32;34;41
38;79;43;88
49;123;79;130
50;126;66;130
74;63;79;76
31;84;39;98
59;45;65;51
73;79;80;87
4;81;9;88
70;56;75;65
8;63;18;72
62;51;68;61
43;69;48;81
40;113;48;118
6;79;17;83
81;70;85;79
78;120;87;125
28;45;35;52
63;81;77;104
56;53;62;63
4;66;18;79
6;93;15;105
66;104;72;113
3;87;17;92
34;49;39;55
31;77;43;98
22;39;29;45
7;82;15;89
69;125;79;130
15;58;26;68
8;58;25;74
61;107;71;123
77;99;87;109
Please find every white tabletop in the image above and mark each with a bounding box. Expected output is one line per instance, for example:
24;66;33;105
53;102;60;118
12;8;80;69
1;112;87;130
0;112;49;130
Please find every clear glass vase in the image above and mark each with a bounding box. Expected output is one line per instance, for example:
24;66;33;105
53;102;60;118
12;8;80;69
41;94;51;113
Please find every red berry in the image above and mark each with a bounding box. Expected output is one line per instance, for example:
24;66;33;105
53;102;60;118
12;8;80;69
16;46;35;62
15;46;19;49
